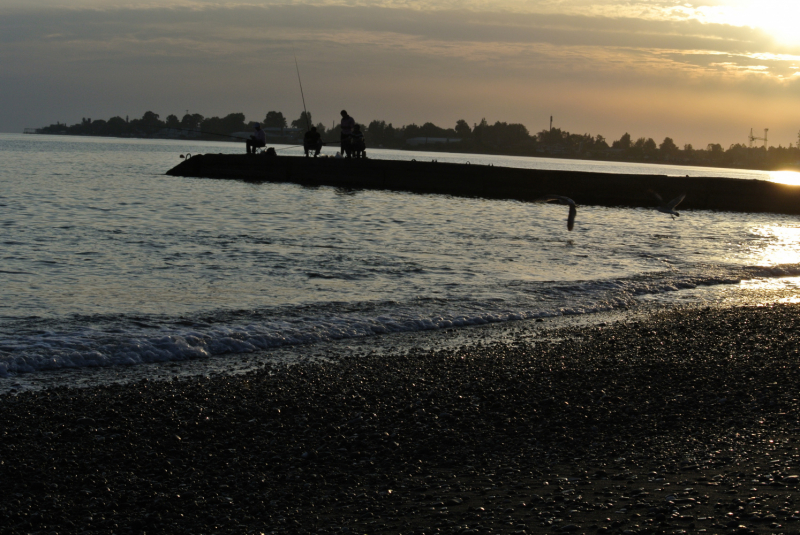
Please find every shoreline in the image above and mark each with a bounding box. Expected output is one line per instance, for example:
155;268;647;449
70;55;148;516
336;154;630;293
2;304;800;534
0;306;644;396
18;132;798;174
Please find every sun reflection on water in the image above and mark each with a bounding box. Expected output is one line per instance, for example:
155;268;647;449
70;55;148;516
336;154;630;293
768;171;800;186
739;277;800;304
749;225;800;267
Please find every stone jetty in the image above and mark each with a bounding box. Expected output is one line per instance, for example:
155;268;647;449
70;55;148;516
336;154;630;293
167;154;800;215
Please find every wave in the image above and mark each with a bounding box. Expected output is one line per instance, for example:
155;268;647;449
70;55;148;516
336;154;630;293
2;263;799;376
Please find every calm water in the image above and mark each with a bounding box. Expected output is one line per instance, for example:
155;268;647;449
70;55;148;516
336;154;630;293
3;133;800;381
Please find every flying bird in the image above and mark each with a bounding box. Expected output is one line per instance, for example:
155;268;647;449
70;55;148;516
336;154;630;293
650;190;686;219
535;195;576;231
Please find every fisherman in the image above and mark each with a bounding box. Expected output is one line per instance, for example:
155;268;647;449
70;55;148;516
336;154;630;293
303;126;323;157
246;123;266;155
350;124;366;159
339;110;355;158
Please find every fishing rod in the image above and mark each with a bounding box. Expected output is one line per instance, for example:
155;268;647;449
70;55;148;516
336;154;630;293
172;127;254;141
171;125;339;147
173;124;338;155
274;139;340;151
182;142;305;158
173;126;304;141
174;127;309;150
294;52;311;132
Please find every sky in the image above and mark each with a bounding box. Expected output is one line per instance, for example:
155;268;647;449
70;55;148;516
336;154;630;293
1;0;799;148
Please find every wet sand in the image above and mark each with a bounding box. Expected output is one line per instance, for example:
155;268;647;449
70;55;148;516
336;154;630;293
2;304;800;535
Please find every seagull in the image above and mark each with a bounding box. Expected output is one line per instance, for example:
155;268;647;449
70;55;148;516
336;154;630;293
650;190;686;219
534;195;576;231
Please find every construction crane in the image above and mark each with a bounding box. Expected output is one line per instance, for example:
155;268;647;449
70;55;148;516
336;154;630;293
748;128;768;148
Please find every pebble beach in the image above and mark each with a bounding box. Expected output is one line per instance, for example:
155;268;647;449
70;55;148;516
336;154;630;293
3;304;800;535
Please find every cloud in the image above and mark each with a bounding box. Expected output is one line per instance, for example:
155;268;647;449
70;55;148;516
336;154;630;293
3;5;794;54
1;2;798;147
2;5;794;75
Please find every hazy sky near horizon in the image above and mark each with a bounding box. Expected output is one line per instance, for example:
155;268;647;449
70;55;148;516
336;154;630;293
2;0;799;148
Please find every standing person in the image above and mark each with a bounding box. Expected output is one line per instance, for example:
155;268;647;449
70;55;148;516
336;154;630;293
339;110;355;158
303;126;323;157
246;123;266;155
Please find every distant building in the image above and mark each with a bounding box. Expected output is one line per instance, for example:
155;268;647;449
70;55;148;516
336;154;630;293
405;137;461;146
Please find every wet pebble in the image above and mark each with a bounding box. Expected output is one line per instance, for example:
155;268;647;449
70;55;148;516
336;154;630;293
2;305;800;534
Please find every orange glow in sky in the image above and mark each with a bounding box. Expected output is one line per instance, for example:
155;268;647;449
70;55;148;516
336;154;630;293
1;0;799;148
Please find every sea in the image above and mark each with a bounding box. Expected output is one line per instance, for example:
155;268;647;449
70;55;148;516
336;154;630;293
3;133;800;392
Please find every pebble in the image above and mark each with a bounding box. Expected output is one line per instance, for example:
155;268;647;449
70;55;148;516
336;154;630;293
2;304;800;534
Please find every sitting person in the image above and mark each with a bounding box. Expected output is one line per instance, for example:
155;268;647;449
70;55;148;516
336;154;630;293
246;123;266;155
303;126;323;157
350;124;366;158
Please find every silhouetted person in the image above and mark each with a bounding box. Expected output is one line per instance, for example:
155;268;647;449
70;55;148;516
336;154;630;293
304;126;322;157
246;123;266;155
339;110;355;158
351;124;366;158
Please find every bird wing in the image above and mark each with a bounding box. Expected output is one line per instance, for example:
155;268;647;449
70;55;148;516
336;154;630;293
567;203;576;231
535;195;574;206
648;189;664;204
534;195;576;230
667;194;686;209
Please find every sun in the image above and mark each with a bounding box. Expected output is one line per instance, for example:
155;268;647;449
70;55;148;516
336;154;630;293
719;1;800;47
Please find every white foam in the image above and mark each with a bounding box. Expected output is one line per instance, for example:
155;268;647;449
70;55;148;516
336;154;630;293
3;263;800;377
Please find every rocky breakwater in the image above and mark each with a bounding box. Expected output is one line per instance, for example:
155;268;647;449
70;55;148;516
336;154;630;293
2;305;800;535
167;155;800;215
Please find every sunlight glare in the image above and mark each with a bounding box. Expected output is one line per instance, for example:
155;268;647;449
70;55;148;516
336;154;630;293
750;225;800;267
721;1;800;47
769;171;800;186
739;276;800;304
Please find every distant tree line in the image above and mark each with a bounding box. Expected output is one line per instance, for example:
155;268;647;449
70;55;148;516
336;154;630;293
36;111;800;171
37;111;324;141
